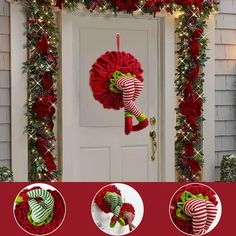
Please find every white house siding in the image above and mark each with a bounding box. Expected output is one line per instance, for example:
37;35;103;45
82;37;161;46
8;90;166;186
215;0;236;180
0;0;10;169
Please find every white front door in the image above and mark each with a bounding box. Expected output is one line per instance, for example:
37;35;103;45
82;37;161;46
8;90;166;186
62;13;162;181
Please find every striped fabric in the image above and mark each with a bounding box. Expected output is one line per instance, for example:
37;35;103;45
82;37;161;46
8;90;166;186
104;192;123;217
27;189;54;224
115;77;143;118
183;198;217;235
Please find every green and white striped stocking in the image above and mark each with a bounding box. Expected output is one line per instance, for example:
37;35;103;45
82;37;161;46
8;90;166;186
27;189;54;224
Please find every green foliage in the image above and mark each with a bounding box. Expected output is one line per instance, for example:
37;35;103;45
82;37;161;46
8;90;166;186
220;155;236;182
0;166;13;182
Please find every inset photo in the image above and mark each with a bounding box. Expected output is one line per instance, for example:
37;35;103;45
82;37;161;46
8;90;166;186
91;183;144;235
169;183;222;235
13;183;66;235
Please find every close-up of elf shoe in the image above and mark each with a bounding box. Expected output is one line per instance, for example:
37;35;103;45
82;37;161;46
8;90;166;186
169;183;222;235
91;183;144;235
13;183;66;235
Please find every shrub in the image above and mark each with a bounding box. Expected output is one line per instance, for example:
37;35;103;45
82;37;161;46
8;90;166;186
220;155;236;182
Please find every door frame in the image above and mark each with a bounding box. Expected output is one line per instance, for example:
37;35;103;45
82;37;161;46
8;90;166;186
10;3;215;181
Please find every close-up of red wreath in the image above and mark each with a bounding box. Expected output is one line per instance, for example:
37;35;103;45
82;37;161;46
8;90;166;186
14;185;66;235
94;184;136;231
90;34;148;135
170;184;219;235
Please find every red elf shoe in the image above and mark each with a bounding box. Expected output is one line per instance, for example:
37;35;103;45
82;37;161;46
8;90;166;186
125;112;133;135
132;114;148;131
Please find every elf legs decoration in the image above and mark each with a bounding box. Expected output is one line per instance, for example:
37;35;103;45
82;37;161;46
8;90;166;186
17;188;54;225
104;192;125;227
183;198;217;235
94;185;135;231
114;72;148;135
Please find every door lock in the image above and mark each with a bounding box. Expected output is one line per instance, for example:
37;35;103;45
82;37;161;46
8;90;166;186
150;116;156;126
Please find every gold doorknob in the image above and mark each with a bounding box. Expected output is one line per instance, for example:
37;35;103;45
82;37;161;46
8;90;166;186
149;130;157;161
150;117;156;126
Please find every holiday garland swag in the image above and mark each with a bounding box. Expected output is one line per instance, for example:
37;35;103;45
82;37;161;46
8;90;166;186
17;0;218;181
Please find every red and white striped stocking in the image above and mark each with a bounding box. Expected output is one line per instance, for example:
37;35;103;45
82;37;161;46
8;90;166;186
183;198;217;235
205;201;217;231
115;76;143;118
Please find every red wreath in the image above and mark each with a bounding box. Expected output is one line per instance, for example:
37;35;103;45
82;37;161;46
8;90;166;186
14;187;65;235
94;185;135;225
170;184;218;235
90;51;143;110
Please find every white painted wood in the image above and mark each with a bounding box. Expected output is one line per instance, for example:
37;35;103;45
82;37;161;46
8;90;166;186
0;34;10;52
215;106;236;121
61;12;169;181
0;142;10;159
10;2;28;181
0;88;10;105
216;14;236;29
80;147;111;181
215;91;236;105
220;0;236;14
216;75;236;91
0;15;9;34
215;121;236;136
121;146;148;181
0;71;10;87
160;14;175;181
0;52;10;70
221;30;236;45
203;14;216;181
0;0;10;16
215;29;221;44
0;124;10;141
0;106;10;123
215;136;236;152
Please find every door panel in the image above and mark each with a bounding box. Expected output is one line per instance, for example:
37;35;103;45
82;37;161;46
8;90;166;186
62;14;160;181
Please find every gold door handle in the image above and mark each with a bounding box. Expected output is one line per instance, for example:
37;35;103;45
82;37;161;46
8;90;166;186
149;130;157;161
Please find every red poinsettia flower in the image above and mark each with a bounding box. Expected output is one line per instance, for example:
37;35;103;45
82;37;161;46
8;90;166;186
189;159;201;173
179;93;202;129
192;26;203;38
37;137;48;156
183;82;193;98
55;0;63;9
47;118;54;130
32;96;56;120
47;53;57;70
175;0;203;9
108;0;140;12
42;73;53;90
188;64;200;81
190;133;199;142
184;142;194;156
38;35;49;54
175;0;194;6
44;152;56;172
189;40;200;58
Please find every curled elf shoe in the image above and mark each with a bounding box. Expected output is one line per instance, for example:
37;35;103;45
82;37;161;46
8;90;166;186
125;112;133;135
16;188;54;226
118;217;126;226
132;114;148;132
110;216;118;228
